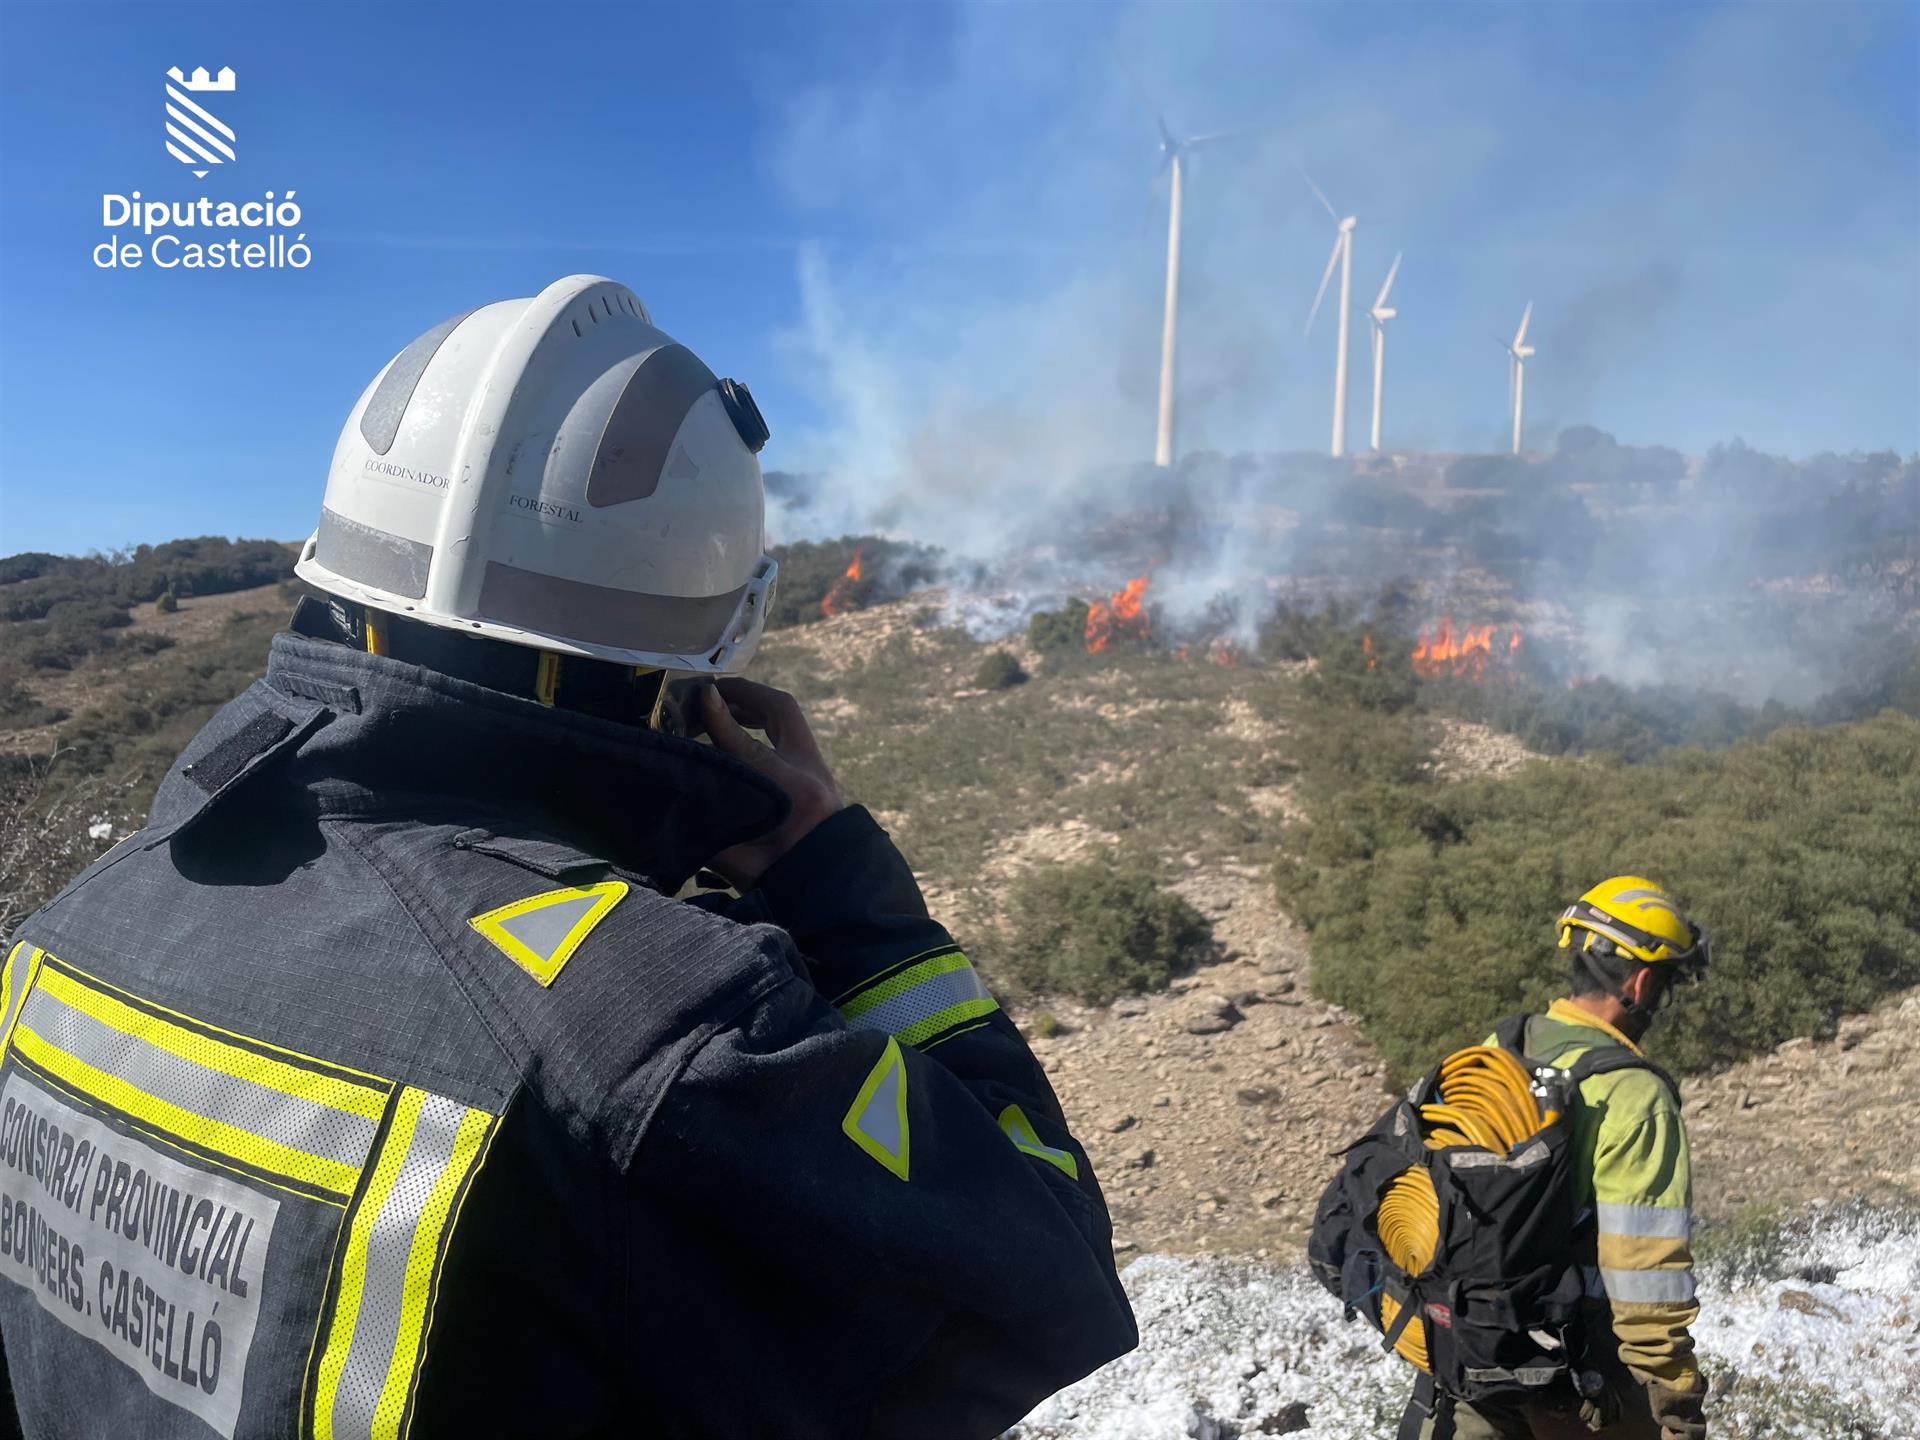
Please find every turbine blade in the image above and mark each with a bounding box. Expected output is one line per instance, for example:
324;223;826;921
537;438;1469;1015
1513;300;1533;349
1297;163;1338;222
1307;235;1341;335
1114;53;1176;152
1184;126;1260;150
1374;252;1402;311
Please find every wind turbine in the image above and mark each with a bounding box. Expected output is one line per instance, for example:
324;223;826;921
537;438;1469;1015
1303;169;1358;458
1502;303;1536;455
1363;252;1401;453
1123;67;1246;468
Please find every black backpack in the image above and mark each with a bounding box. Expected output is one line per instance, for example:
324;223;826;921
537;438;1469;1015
1306;1014;1679;1438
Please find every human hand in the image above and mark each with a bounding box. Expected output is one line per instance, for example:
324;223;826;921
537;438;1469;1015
1577;1392;1615;1434
700;679;844;889
1648;1380;1707;1440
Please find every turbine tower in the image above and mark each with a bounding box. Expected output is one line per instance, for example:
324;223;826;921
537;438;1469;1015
1124;67;1244;468
1303;169;1358;458
1364;252;1401;453
1502;302;1536;455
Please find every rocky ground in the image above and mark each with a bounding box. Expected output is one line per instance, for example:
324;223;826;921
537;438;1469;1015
1019;868;1387;1258
1685;988;1920;1218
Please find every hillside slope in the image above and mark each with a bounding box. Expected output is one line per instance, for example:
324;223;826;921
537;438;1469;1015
7;584;1916;1239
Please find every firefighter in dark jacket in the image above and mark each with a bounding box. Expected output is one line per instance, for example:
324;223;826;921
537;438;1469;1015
0;275;1138;1439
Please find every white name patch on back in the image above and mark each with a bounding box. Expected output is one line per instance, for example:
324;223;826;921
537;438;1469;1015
0;1070;280;1439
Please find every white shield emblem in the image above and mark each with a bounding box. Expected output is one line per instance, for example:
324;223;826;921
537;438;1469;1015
164;65;236;179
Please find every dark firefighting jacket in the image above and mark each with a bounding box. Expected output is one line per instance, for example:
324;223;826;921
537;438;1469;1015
0;631;1138;1440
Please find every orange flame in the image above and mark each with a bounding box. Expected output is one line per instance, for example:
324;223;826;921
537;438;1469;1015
1410;618;1523;679
1362;632;1377;670
820;547;865;618
1086;575;1151;653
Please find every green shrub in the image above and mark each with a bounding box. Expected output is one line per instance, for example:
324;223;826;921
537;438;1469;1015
1001;855;1212;1003
1280;712;1920;1079
0;538;289;624
156;587;178;613
972;650;1027;690
762;536;941;629
0;674;65;731
1027;599;1091;652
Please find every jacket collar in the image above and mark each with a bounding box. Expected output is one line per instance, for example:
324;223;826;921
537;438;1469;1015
1545;997;1645;1056
255;631;789;891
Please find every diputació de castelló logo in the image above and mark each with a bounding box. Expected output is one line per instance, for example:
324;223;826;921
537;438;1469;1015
165;65;236;178
94;64;312;271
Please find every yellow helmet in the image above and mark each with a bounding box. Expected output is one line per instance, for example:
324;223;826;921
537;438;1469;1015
1557;876;1710;979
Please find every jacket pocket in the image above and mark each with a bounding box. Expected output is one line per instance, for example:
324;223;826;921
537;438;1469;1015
451;827;610;880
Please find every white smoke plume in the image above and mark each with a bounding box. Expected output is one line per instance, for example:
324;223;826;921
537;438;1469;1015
757;2;1918;693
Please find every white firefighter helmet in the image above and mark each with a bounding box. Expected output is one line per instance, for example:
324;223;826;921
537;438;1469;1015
295;274;776;672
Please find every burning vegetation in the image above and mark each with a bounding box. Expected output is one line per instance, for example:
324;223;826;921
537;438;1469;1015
820;547;864;618
1085;576;1151;653
1409;619;1524;679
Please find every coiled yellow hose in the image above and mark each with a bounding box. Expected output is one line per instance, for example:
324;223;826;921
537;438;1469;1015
1375;1047;1557;1371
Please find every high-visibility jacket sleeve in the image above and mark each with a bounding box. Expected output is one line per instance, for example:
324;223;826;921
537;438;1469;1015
623;805;1135;1436
1586;1071;1703;1400
623;968;1138;1438
748;804;1080;1124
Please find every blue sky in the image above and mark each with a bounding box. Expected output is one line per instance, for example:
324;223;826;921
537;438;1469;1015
0;0;1914;556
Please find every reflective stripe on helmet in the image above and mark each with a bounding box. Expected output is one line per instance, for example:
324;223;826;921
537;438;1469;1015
359;309;473;457
585;343;719;508
475;563;751;656
316;509;434;602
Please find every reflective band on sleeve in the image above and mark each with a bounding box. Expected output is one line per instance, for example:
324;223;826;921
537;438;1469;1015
1597;1266;1697;1303
10;962;389;1197
313;1090;496;1440
1597;1202;1691;1239
838;951;1000;1048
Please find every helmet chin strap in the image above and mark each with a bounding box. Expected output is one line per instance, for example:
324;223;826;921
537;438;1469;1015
1579;945;1661;1023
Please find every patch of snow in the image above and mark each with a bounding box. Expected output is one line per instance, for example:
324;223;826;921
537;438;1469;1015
1012;1207;1920;1439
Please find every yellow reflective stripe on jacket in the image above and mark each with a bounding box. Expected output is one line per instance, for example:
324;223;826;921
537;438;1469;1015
1597;1201;1691;1239
0;942;42;1060
2;951;499;1437
10;959;391;1198
837;950;1000;1047
310;1089;497;1440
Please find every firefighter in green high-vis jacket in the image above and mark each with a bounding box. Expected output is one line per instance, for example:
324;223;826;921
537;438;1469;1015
1441;877;1711;1440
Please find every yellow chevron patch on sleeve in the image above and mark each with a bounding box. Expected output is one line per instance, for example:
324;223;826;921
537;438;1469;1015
842;1038;910;1182
998;1103;1080;1180
468;880;628;987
